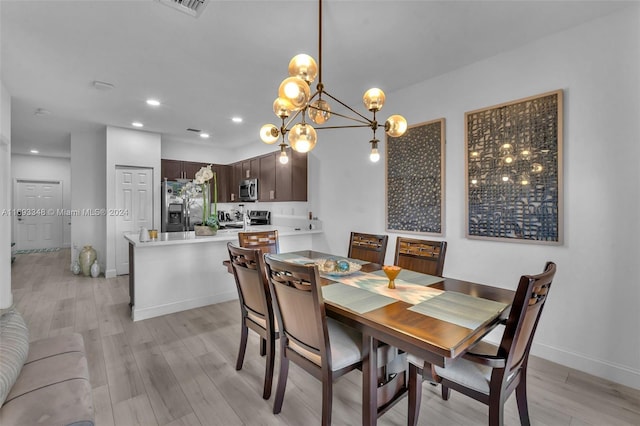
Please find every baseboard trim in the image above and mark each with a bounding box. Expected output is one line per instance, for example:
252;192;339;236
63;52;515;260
104;269;117;279
531;341;640;390
132;291;238;322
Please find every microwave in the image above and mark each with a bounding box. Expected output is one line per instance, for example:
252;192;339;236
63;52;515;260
239;178;258;201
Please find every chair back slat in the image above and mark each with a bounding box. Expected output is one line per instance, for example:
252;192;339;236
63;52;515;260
264;256;329;366
394;237;447;276
501;262;556;373
238;230;279;255
348;232;388;265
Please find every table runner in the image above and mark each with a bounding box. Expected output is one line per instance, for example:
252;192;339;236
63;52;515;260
369;269;444;286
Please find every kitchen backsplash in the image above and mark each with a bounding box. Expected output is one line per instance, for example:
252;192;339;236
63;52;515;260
215;201;322;230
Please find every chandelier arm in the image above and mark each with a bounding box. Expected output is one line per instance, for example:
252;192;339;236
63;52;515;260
322;90;374;123
283;108;305;131
314;124;373;131
316;108;371;125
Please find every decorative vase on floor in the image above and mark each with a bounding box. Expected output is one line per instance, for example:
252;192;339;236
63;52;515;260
79;245;97;277
90;260;100;278
194;225;217;236
71;261;81;275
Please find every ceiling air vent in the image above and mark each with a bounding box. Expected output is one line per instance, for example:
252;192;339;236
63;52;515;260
157;0;209;18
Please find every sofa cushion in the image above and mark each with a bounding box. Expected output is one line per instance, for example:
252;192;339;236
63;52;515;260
6;351;89;402
0;377;94;426
0;307;29;406
25;333;85;364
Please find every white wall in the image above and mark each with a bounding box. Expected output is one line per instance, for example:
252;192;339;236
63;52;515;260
0;81;12;309
70;129;106;270
161;137;236;164
105;126;162;278
310;7;640;389
11;154;72;247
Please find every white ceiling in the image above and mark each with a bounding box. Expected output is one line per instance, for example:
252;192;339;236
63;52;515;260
1;0;632;158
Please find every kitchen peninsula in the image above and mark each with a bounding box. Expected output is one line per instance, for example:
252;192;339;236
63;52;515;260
125;226;322;321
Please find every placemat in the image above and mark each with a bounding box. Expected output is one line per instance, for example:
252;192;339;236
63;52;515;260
322;283;397;314
408;291;508;330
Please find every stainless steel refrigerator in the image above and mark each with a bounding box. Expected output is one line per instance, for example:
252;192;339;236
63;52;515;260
161;180;204;232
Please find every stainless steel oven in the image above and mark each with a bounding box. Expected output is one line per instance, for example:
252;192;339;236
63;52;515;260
239;178;258;201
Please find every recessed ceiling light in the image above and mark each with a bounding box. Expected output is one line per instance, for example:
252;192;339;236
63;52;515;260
30;149;39;154
92;80;115;91
146;99;161;107
200;133;210;139
132;122;144;128
232;117;243;123
34;108;51;116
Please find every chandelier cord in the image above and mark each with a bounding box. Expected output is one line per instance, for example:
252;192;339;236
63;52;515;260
318;0;323;91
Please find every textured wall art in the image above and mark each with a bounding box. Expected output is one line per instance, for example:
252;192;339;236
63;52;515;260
386;118;445;235
465;90;563;244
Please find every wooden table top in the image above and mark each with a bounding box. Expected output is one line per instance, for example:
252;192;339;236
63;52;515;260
282;250;515;367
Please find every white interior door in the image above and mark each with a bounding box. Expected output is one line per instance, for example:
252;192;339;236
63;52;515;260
115;167;153;275
15;180;62;250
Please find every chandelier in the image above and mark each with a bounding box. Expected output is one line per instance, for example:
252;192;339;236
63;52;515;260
259;0;407;164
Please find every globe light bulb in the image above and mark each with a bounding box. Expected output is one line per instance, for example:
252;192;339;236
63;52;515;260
288;54;318;83
279;149;289;164
308;99;331;124
385;115;408;137
260;124;279;144
363;88;386;111
369;139;380;162
288;123;317;153
278;77;310;111
273;98;293;119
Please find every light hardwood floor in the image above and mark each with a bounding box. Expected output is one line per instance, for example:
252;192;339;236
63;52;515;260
10;249;640;426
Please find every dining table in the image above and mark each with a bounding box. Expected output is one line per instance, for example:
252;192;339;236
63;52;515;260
270;250;515;425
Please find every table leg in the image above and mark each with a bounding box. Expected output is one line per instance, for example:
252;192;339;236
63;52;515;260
362;333;378;425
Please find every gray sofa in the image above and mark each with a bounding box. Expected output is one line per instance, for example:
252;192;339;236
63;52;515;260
0;307;94;426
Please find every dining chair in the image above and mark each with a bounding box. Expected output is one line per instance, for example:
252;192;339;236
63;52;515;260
394;237;447;276
263;255;363;426
348;232;389;265
407;262;557;426
224;230;279;273
227;242;279;399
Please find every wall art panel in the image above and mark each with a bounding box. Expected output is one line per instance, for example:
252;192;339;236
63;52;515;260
465;90;563;244
386;118;445;235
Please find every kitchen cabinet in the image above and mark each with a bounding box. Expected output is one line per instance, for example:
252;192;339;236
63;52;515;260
162;150;307;203
242;158;259;180
228;162;243;202
259;154;276;201
257;149;307;201
290;149;308;201
161;159;208;181
212;164;232;203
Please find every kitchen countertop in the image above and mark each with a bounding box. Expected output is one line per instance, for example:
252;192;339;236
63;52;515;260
125;225;322;247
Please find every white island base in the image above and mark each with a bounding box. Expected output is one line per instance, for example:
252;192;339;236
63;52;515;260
126;227;320;321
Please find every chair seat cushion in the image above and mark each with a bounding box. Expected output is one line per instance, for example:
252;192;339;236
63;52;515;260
326;318;363;371
288;318;362;371
408;340;500;395
247;310;279;332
